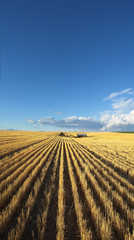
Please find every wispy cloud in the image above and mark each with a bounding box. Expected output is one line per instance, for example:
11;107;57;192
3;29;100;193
38;117;56;125
103;88;132;101
112;98;134;110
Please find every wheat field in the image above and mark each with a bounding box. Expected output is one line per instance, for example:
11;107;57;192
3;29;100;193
0;130;134;240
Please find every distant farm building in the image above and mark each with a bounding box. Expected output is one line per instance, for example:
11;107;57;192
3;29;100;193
77;134;87;137
59;132;65;136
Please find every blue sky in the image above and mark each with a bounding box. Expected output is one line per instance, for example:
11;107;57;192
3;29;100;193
1;0;134;131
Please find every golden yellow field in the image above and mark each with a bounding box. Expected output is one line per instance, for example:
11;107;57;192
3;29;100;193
0;130;134;240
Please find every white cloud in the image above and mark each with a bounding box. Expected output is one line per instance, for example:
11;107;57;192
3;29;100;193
79;116;91;120
101;89;134;131
28;111;134;132
28;116;103;131
57;117;103;130
64;116;78;122
38;117;56;125
101;110;134;131
28;88;134;132
103;88;132;101
112;98;134;110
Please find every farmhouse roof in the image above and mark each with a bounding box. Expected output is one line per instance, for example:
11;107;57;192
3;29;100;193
59;132;65;136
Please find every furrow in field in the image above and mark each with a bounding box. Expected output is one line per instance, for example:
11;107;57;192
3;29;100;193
33;142;61;240
0;140;46;181
95;147;134;169
73;142;134;218
65;142;93;240
0;138;48;160
0;140;57;210
76;141;134;185
62;141;80;240
41;150;61;240
67;142;112;240
72;142;134;209
22;140;60;240
74;143;134;230
73;141;134;194
76;142;134;213
0;139;55;190
6;141;60;240
86;143;134;169
0;138;52;171
0;140;58;236
69;143;133;239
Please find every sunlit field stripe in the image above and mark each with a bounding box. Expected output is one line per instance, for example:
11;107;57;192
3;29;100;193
36;142;61;240
0;140;57;210
72;142;134;208
0;138;52;171
65;142;92;240
0;140;55;191
0;141;58;235
73;141;134;194
69;142;133;239
0;138;46;159
73;143;134;228
67;142;112;240
56;141;65;240
7;141;60;240
0;131;134;240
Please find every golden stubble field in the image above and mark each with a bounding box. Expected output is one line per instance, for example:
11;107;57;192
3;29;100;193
0;130;134;240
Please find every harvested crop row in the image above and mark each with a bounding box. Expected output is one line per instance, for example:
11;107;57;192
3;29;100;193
69;142;133;239
78;142;134;183
7;141;60;240
76;145;134;227
0;140;58;235
35;142;61;240
67;142;111;240
56;141;65;240
0;133;133;240
88;143;134;168
72;142;134;209
73;141;134;226
0;138;47;159
0;138;52;170
73;141;134;194
0;139;54;184
0;140;57;210
65;142;92;240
